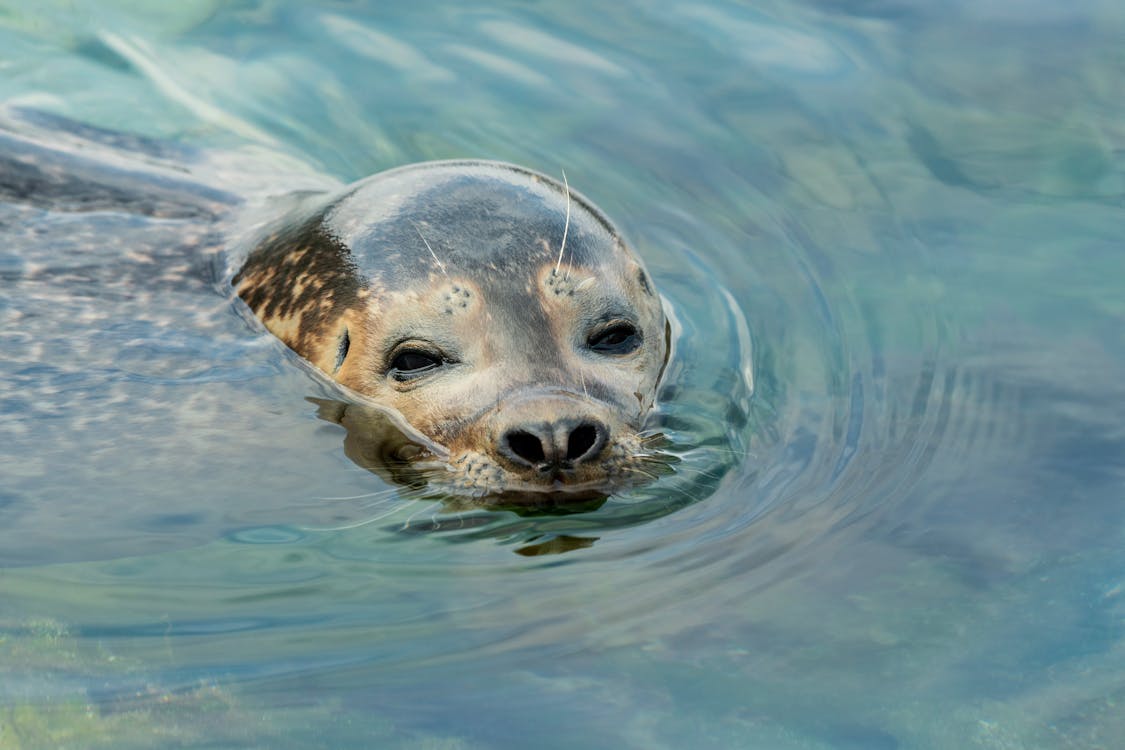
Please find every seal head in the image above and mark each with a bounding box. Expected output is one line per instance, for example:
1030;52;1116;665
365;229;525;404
234;160;668;502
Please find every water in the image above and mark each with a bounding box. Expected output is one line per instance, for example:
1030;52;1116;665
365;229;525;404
1;1;1123;747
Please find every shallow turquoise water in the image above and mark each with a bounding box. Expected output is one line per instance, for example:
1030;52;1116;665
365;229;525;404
1;1;1124;747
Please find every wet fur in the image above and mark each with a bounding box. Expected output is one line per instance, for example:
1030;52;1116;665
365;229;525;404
236;161;669;502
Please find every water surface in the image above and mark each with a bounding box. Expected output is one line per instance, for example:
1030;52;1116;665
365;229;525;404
1;1;1124;747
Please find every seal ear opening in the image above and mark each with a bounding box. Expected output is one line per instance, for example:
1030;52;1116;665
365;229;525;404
334;327;350;373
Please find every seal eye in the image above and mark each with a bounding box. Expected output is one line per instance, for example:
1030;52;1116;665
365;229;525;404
389;349;442;380
588;322;641;355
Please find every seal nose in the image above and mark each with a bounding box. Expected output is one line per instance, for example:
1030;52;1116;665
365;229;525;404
500;418;609;472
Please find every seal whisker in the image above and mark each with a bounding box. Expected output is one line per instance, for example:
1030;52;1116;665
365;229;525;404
652;462;722;481
637;432;674;450
554;168;572;278
313;488;400;501
682;445;759;459
623;465;661;482
399;501;439;531
357;488;409;508
634;451;676;464
634;458;678;479
299;499;409;531
411;220;448;277
621;466;697;503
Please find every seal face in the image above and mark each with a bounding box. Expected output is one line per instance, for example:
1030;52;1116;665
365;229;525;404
234;160;669;502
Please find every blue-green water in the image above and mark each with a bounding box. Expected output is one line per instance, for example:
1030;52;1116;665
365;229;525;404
1;1;1124;747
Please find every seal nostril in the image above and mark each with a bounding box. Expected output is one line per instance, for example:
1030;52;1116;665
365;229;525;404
505;430;546;466
501;419;607;471
566;423;600;462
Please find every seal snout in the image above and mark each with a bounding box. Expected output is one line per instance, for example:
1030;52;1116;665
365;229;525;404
496;415;610;476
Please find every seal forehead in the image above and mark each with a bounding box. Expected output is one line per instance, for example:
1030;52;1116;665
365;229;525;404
325;161;618;288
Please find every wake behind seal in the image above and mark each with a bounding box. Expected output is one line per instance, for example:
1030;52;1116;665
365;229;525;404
234;160;671;503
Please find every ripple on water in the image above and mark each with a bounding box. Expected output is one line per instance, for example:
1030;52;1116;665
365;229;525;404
28;181;978;685
0;10;1057;709
0;148;972;690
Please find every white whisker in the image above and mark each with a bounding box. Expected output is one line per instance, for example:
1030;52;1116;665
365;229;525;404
358;489;406;508
554;169;572;277
400;502;434;530
624;465;660;482
312;488;399;501
659;463;722;481
299;499;408;531
412;220;448;277
622;466;697;503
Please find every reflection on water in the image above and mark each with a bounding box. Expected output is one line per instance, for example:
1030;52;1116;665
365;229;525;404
308;397;444;495
308;395;617;524
1;0;1124;747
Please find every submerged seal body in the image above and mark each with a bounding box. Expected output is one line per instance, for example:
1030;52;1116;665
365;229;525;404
234;160;669;502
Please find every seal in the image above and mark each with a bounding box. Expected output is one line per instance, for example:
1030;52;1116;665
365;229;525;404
234;160;670;503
